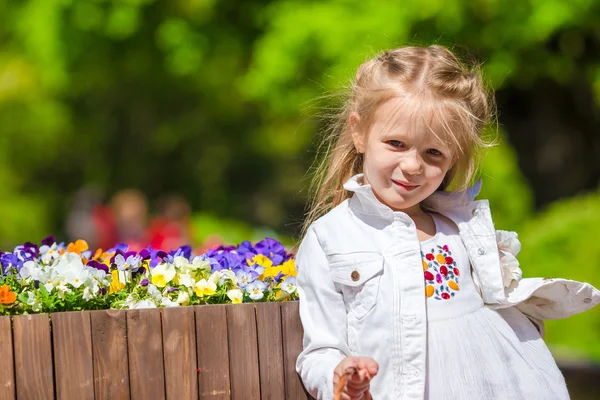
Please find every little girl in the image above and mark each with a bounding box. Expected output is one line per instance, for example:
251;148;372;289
295;45;599;400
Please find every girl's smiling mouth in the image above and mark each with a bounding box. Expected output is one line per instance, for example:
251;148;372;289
391;179;420;191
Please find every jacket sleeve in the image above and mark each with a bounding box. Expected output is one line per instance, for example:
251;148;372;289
295;225;351;400
490;230;600;321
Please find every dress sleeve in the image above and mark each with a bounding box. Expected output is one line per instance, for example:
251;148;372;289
491;231;600;321
295;225;351;400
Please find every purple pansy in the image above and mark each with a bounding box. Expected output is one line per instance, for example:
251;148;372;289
87;260;109;274
169;245;192;260
237;240;257;260
235;265;259;288
213;251;244;272
41;236;56;247
254;238;286;265
196;254;221;272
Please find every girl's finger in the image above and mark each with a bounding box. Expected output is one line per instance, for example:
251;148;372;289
345;385;369;397
347;380;370;391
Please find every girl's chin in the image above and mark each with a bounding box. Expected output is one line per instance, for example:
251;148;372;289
378;196;422;213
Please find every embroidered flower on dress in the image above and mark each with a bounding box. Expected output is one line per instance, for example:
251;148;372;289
496;230;523;291
422;244;460;300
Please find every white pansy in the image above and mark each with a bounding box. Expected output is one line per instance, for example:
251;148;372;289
160;296;179;307
56;282;71;298
177;272;195;288
281;277;297;294
173;256;191;270
129;298;157;309
24;291;42;312
208;270;222;284
54;252;86;276
212;269;236;285
82;286;94;301
496;230;523;290
18;261;36;279
191;257;212;274
150;263;177;287
40;244;60;265
147;284;163;302
64;268;90;288
227;289;243;304
176;290;190;306
135;300;157;309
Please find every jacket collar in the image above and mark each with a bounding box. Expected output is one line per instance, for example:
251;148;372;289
343;173;482;223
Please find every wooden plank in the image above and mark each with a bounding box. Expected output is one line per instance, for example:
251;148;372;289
0;316;15;400
127;309;166;400
226;303;260;400
91;309;130;400
281;302;309;399
256;302;285;400
162;306;198;399
195;305;230;399
52;311;94;400
13;314;54;399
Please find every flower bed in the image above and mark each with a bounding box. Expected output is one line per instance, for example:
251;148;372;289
0;236;310;398
0;236;297;315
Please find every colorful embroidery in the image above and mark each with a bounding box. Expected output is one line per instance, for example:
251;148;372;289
422;244;460;300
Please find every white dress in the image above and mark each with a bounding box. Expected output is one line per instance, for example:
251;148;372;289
421;213;570;399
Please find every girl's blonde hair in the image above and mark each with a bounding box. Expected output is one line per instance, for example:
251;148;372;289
303;45;496;236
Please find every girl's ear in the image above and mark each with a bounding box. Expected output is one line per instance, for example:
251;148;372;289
349;112;366;153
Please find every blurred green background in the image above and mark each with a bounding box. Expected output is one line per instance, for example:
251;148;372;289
1;0;599;370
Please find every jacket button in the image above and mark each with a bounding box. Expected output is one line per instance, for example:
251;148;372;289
477;248;485;255
351;270;360;281
472;208;479;216
584;298;592;304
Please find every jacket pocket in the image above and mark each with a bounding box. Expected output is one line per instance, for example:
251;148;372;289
330;257;384;319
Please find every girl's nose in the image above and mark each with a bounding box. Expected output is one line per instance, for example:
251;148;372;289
400;153;423;175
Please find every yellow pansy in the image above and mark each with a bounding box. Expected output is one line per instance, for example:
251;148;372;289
252;254;273;269
281;259;296;276
195;279;217;297
150;263;176;288
109;270;125;294
261;266;283;280
227;289;243;304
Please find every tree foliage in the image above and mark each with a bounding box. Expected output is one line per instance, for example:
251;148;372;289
0;0;599;359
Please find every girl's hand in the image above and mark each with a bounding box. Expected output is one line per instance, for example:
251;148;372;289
333;356;379;400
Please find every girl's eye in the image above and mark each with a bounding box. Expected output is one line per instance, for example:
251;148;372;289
427;148;443;156
388;140;405;148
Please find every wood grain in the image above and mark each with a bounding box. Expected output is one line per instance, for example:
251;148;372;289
226;303;260;400
256;302;285;400
13;314;54;399
52;311;95;400
0;316;15;400
127;308;166;400
162;306;198;399
195;305;230;399
281;301;309;399
91;309;130;400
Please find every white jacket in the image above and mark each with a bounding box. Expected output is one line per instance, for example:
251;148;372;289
296;174;599;399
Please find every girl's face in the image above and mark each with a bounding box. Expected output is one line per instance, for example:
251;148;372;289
351;97;456;216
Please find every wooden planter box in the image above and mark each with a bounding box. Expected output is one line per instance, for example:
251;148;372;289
3;300;597;399
0;302;310;399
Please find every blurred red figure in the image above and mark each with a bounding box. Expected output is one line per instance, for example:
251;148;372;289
110;189;149;252
91;204;118;250
66;186;117;250
148;194;194;252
